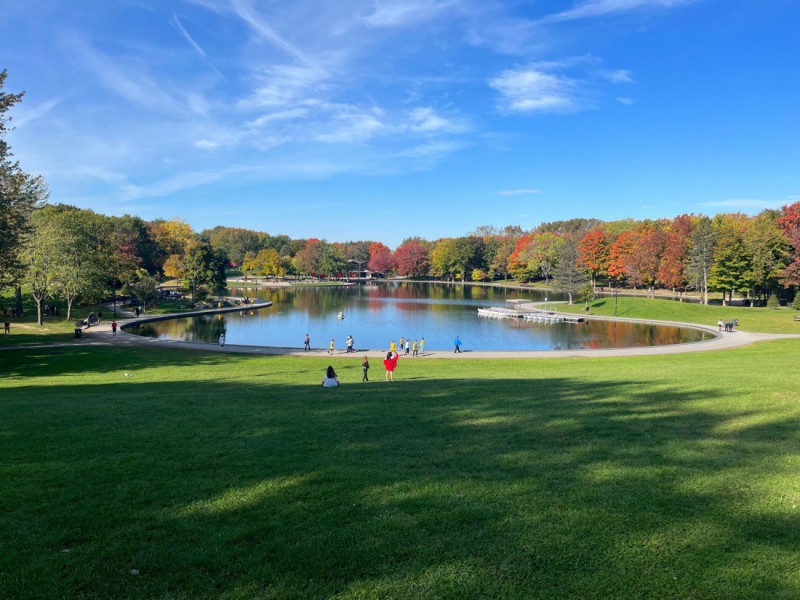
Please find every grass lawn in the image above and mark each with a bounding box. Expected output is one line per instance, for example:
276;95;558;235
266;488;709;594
556;295;800;334
2;341;800;598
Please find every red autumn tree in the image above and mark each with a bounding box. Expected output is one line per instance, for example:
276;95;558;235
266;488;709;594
578;230;610;287
626;226;667;295
368;241;395;273
657;214;695;298
394;240;430;278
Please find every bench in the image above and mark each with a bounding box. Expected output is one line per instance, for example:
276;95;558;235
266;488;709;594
794;315;800;321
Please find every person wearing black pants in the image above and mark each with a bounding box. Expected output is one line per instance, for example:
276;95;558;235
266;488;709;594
362;356;370;381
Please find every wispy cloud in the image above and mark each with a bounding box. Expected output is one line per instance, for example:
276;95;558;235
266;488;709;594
171;13;207;58
541;0;697;24
489;67;580;113
228;0;317;67
603;69;634;84
67;32;184;114
616;96;635;105
497;189;542;196
12;97;64;127
364;0;461;28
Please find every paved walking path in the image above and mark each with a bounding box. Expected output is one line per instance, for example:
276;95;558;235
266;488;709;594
3;300;798;358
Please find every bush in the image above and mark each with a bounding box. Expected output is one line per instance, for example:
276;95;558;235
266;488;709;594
194;284;211;302
793;294;800;311
766;294;780;309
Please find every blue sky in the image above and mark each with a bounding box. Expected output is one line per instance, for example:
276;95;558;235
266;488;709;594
3;0;799;246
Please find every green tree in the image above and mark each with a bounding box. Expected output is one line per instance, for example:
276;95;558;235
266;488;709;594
745;211;789;306
129;273;159;309
22;210;62;325
687;216;716;305
0;69;49;312
710;219;752;305
552;237;588;304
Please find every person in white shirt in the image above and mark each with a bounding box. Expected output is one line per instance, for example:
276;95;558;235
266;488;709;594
322;366;339;387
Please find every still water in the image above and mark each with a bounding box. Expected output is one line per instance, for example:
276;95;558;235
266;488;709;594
127;282;711;351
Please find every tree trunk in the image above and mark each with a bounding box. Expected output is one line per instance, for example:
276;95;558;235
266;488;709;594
35;298;43;326
15;285;23;314
702;266;708;305
66;298;73;321
568;292;573;305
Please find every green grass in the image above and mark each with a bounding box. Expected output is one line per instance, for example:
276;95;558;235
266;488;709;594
2;341;800;598
555;295;800;333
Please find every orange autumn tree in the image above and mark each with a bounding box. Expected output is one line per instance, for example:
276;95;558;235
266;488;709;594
578;230;610;288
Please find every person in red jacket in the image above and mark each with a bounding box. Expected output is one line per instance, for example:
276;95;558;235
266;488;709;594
383;351;399;381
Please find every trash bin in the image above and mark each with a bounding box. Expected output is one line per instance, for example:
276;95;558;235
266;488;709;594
74;328;82;339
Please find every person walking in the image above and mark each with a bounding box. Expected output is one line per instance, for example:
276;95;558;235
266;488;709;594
362;356;370;381
399;337;405;351
717;319;723;332
346;335;354;353
390;340;397;353
111;321;118;336
404;339;410;355
4;321;10;335
454;335;462;353
304;333;311;351
383;351;399;381
219;333;226;348
420;337;424;355
329;339;335;355
412;339;418;357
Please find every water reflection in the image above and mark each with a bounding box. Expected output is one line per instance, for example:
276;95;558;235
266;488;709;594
127;282;709;350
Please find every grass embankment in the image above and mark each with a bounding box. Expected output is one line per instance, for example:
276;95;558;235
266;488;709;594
0;289;203;346
2;342;800;598
556;295;800;334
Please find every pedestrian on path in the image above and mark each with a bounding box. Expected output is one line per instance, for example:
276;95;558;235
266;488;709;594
405;339;410;355
412;339;418;357
717;319;723;332
420;337;424;355
390;340;397;353
3;321;10;335
329;339;335;355
111;321;118;336
219;333;226;348
362;356;370;381
346;335;354;353
454;335;462;353
304;333;311;351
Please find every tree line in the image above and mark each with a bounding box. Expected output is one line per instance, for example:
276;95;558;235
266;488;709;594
2;71;799;325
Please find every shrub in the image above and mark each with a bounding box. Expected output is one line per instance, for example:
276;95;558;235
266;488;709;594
766;294;780;309
793;294;800;311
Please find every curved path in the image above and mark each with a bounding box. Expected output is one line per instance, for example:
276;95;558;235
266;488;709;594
4;301;799;358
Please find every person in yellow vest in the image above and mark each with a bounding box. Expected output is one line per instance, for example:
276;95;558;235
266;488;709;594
412;339;418;357
329;339;335;355
390;340;396;353
420;337;425;355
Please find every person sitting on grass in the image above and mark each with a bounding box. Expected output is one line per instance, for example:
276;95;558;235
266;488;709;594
322;366;339;387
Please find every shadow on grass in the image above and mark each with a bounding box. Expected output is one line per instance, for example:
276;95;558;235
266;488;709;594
2;360;800;598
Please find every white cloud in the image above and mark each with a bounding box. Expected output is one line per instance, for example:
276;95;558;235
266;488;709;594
542;0;697;23
489;68;579;113
314;111;386;143
497;189;542;196
616;96;635;105
364;0;460;28
171;13;207;58
604;69;634;83
12;97;64;128
408;107;468;134
194;139;220;150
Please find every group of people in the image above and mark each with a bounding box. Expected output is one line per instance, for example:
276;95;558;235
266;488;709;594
321;350;401;387
717;319;738;332
389;336;424;357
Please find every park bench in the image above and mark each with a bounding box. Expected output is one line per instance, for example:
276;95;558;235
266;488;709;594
794;315;800;322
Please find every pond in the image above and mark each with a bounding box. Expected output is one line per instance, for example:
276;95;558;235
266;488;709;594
126;282;712;351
